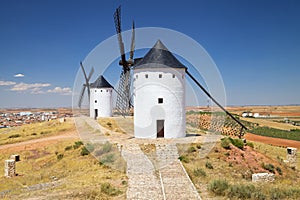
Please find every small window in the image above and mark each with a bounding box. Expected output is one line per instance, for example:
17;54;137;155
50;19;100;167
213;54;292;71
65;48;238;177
145;74;148;78
95;90;97;92
158;98;163;104
95;100;97;103
100;90;102;92
136;75;138;79
159;74;162;78
182;75;184;79
106;90;108;92
172;74;175;78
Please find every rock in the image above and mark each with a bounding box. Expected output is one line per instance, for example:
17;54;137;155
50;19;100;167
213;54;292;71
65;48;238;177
252;173;275;182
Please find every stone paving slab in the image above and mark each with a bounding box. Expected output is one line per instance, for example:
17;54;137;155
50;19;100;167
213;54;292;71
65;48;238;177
122;143;164;200
156;144;201;200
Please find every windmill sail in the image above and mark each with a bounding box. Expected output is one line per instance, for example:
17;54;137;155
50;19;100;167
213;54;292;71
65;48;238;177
113;6;136;116
78;62;94;108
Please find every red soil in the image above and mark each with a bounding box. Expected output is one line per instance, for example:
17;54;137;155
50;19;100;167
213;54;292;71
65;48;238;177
245;132;300;148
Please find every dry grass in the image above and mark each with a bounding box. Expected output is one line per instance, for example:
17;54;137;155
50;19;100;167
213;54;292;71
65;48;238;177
0;118;75;145
98;118;125;134
179;141;300;199
253;141;300;170
0;138;127;199
97;117;134;136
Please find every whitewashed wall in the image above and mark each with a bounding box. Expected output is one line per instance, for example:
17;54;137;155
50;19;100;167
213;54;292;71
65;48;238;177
133;67;186;138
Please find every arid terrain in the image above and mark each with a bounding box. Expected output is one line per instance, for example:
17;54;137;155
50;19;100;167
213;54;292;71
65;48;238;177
0;106;299;199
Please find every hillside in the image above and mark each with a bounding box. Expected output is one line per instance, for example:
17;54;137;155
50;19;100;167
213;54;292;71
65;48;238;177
0;119;127;199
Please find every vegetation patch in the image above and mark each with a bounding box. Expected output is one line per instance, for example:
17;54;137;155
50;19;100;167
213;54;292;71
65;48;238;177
8;134;21;138
100;182;122;196
249;126;300;141
80;146;90;156
208;179;229;196
221;137;244;150
56;153;64;160
73;141;83;149
262;163;275;173
178;155;190;163
205;161;213;169
193;168;206;177
208;179;300;199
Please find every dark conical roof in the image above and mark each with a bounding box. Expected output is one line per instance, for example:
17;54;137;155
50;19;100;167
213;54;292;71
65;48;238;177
134;40;186;69
90;75;113;88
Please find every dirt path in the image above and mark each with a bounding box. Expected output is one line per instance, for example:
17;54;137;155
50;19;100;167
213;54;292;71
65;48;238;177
245;132;300;148
0;131;79;152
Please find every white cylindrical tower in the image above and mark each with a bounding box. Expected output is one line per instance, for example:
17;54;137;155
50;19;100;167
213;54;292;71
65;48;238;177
133;40;186;138
89;76;113;119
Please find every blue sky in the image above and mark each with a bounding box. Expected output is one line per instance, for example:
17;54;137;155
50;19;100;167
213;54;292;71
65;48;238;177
0;0;299;108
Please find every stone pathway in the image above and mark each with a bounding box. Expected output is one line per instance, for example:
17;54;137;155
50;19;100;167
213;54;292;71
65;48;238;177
121;143;164;200
156;144;201;200
79;116;204;199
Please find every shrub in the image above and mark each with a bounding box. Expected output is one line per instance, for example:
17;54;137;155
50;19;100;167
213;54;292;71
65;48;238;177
56;153;64;160
252;190;266;200
246;142;254;148
276;166;282;175
205;161;213;169
100;154;115;164
230;138;244;149
73;141;84;149
86;143;95;152
106;122;112;127
221;137;231;149
40;131;51;135
64;145;73;151
196;144;202;149
188;146;197;153
178;155;189;163
31;133;37;136
208;179;229;196
102;142;112;153
193;168;206;177
270;188;285;200
227;184;254;199
262;163;275;173
80;146;90;156
8;134;21;138
100;182;122;196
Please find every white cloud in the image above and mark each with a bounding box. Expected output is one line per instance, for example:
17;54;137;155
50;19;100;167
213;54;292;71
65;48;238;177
0;80;16;86
14;73;24;78
10;82;51;94
47;87;72;95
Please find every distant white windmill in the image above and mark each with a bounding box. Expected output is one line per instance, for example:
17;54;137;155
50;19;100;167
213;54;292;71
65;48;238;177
78;62;113;119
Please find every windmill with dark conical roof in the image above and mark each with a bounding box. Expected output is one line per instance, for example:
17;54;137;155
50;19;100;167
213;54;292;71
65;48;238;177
78;61;113;119
133;39;247;138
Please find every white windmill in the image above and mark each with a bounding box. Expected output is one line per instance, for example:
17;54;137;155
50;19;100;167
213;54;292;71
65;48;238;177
133;40;187;138
78;62;113;119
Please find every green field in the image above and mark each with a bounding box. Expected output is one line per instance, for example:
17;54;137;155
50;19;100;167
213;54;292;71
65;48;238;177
249;127;300;141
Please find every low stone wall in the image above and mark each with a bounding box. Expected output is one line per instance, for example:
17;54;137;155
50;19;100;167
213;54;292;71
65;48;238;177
252;173;275;182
